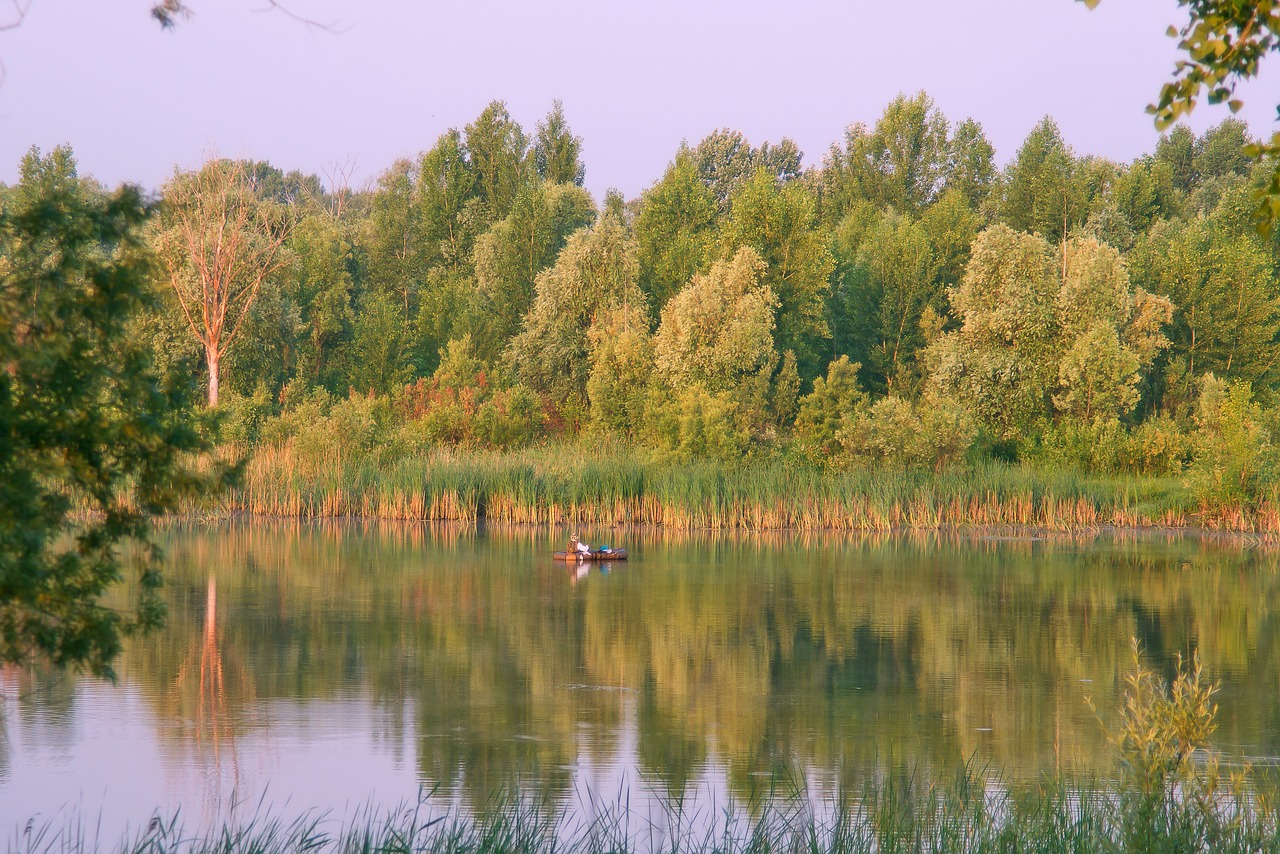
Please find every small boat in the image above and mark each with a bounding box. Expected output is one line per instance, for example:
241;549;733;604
553;548;628;561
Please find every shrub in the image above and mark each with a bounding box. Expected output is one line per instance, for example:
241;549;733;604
1124;413;1192;477
215;386;275;447
793;356;866;460
643;384;751;463
1187;375;1274;509
1033;417;1128;473
836;395;976;470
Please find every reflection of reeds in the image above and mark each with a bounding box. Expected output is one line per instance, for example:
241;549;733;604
177;443;1280;535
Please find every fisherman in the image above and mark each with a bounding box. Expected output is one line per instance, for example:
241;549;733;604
568;533;591;555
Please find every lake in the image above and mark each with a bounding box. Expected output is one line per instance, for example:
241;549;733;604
3;523;1280;842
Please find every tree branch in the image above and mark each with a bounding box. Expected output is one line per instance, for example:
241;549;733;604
0;0;29;31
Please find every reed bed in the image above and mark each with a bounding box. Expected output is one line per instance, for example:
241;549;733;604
186;440;1280;534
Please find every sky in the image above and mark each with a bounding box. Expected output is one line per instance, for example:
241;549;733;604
1;0;1277;202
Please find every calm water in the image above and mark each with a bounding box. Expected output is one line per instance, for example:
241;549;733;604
3;523;1280;840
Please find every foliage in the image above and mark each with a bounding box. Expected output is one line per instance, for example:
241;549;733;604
0;146;218;676
1082;0;1280;233
836;394;976;470
532;99;586;186
508;213;646;413
464;100;529;224
471;179;596;360
399;336;544;450
586;304;653;437
1187;374;1274;509
721;170;834;379
1129;212;1280;401
926;225;1059;438
652;247;778;392
793;356;867;459
634;149;719;311
999;117;1084;241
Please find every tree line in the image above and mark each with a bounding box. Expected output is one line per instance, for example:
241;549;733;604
10;94;1280;485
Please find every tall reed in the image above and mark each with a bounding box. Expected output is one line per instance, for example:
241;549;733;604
189;440;1280;534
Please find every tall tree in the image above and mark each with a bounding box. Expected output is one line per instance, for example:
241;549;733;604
157;158;291;407
926;225;1059;438
1000;117;1084;242
652;247;778;392
820;92;951;217
946;118;997;212
1052;237;1172;422
533;100;586;186
634;149;719;312
508;214;646;409
1194;118;1255;183
465;100;529;224
1;146;216;676
470;180;595;360
1156;124;1197;194
1131;213;1280;401
722;170;834;380
856;211;937;394
290;214;355;391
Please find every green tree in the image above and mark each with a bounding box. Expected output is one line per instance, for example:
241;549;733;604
469;180;596;361
722;170;834;380
1000;117;1085;242
926;225;1059;438
586;304;653;437
508;214;647;411
364;158;420;315
465;100;529;224
652;247;778;392
1131;213;1280;401
1194;118;1255;183
855;211;936;393
946;118;997;212
290;214;355;391
634;149;719;312
416;129;481;275
862;91;951;214
1156;124;1197;194
1082;0;1280;231
1187;374;1273;509
533;100;586;186
0;146;216;676
347;291;412;395
819;92;951;219
793;355;867;458
1110;158;1180;234
1050;237;1173;423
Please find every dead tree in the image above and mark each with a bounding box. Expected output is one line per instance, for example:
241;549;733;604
160;158;290;407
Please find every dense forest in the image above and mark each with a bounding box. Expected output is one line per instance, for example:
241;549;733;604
10;93;1280;511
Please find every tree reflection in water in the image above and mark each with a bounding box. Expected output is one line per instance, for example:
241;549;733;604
69;523;1280;814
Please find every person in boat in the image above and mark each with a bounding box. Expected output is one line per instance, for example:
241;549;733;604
568;534;591;555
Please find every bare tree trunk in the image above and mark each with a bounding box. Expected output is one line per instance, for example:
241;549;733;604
207;348;220;407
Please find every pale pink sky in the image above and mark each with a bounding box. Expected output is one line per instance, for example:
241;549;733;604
1;0;1276;200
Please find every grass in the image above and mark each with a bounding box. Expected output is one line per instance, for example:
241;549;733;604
14;767;1280;853
187;439;1280;534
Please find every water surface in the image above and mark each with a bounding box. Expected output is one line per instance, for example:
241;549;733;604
3;524;1279;840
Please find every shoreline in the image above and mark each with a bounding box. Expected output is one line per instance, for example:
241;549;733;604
162;511;1280;546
